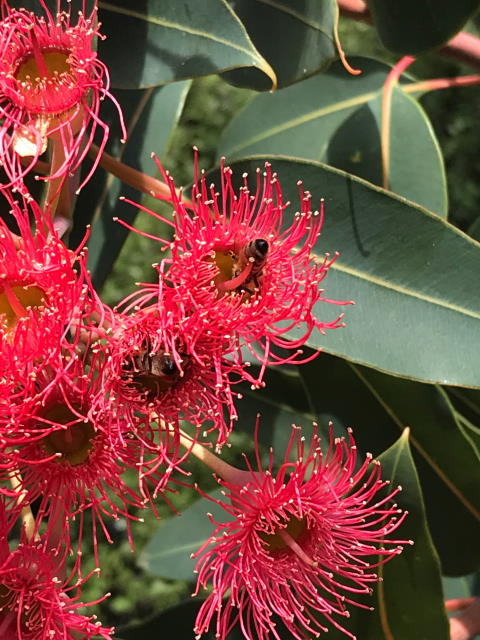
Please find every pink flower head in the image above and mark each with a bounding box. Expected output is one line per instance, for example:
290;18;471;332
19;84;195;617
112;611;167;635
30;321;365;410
0;195;102;446
107;284;252;449
193;424;411;640
0;0;125;192
135;153;349;384
1;350;156;566
0;537;113;639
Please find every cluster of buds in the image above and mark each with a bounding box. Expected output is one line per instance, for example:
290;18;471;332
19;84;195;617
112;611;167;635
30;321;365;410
0;1;410;639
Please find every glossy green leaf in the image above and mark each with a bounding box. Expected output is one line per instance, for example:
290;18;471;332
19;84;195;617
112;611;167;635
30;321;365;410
98;0;276;89
327;432;450;639
443;572;480;601
211;157;480;387
139;490;229;581
359;431;450;640
222;0;337;90
219;58;447;216
81;81;190;290
366;0;480;54
350;366;480;575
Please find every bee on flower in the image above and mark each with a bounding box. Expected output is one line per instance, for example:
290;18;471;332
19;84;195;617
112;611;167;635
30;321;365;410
105;283;257;450
120;153;350;387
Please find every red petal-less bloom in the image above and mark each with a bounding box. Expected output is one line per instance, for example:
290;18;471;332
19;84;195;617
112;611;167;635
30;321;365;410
0;536;113;639
0;0;125;192
129;154;349;384
106;283;251;449
0;196;103;447
193;425;411;640
1;350;157;567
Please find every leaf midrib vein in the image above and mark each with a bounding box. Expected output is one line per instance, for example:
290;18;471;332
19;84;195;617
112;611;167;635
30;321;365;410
225;91;378;157
98;2;263;62
328;259;480;320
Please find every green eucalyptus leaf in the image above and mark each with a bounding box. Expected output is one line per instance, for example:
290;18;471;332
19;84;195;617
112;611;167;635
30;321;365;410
208;156;480;387
366;0;480;55
443;572;480;601
98;0;276;89
359;431;450;639
222;0;338;90
139;490;229;581
328;432;450;639
219;58;447;216
204;157;480;387
350;366;480;575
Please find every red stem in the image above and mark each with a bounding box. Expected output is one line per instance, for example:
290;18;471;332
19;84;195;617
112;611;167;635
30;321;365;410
337;0;480;70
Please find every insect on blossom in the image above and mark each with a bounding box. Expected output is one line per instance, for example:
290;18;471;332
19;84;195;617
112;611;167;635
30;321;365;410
106;284;254;450
119;152;350;386
192;423;411;640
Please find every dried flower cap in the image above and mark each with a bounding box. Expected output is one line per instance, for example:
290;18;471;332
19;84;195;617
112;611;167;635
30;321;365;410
132;153;350;386
193;424;411;640
0;536;113;639
0;0;125;192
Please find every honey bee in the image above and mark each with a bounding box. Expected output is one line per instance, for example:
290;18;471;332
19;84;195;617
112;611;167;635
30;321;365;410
233;238;269;293
122;343;186;399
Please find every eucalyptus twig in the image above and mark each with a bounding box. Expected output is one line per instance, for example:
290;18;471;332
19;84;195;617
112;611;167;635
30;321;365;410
178;429;259;486
403;73;480;93
89;143;191;204
380;56;416;189
337;0;480;71
448;598;480;640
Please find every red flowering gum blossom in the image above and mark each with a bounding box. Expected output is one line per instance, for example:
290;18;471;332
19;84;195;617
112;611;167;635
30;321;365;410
137;153;350;385
0;0;125;192
0;196;102;445
0;537;113;639
1;350;156;567
107;284;255;449
192;425;411;640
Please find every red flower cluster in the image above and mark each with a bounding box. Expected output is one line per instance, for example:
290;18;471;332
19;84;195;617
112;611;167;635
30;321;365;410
128;152;346;384
0;1;408;638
